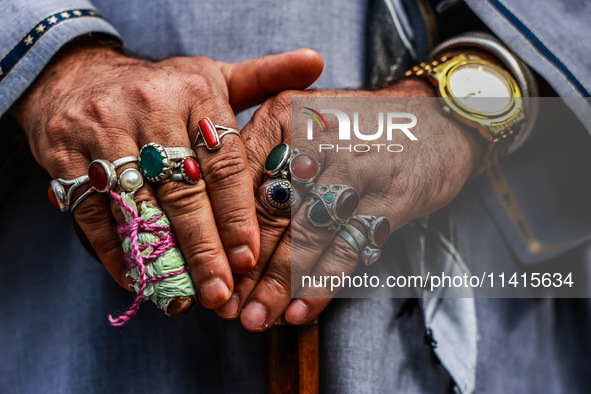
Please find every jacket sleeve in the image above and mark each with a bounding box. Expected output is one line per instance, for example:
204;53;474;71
0;0;121;116
464;0;591;130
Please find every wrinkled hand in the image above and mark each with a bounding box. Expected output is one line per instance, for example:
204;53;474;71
9;41;323;309
216;79;483;330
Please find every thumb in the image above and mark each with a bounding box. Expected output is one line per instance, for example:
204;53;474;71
218;48;324;113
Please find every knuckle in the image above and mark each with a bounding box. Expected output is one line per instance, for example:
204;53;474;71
123;80;164;113
158;181;208;215
185;73;215;97
81;91;121;125
74;195;109;223
45;113;69;136
329;239;360;271
290;211;329;250
265;91;293;129
261;263;292;297
218;205;256;231
184;242;225;274
270;90;293;116
205;149;248;184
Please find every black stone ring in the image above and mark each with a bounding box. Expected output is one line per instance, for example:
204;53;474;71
306;184;360;231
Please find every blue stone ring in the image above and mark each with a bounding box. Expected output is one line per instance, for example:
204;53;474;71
257;178;300;216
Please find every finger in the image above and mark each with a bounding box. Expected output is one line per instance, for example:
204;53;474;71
188;100;260;275
215;196;290;319
75;193;132;289
58;149;132;290
241;112;285;189
286;192;402;324
285;235;360;325
216;112;290;319
289;167;364;287
236;162;364;330
135;113;235;309
238;228;294;331
218;49;324;113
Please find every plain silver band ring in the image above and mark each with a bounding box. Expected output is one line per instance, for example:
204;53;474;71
193;129;240;149
337;228;362;255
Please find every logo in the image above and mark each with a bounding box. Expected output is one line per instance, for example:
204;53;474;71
304;108;418;153
302;107;328;132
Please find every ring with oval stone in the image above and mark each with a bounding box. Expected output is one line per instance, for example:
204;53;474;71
338;215;391;266
192;117;241;151
264;143;321;187
306;184;360;231
139;143;201;184
49;156;139;212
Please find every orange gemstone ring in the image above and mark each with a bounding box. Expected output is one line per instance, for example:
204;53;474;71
193;118;240;151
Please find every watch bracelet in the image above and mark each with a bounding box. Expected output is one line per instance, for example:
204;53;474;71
429;32;538;154
404;55;519;173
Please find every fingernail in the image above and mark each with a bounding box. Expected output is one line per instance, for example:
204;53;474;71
285;300;308;324
241;302;267;331
121;272;135;292
199;279;230;307
216;293;240;319
228;246;255;273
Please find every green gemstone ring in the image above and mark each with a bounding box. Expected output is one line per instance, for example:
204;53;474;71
139;143;196;183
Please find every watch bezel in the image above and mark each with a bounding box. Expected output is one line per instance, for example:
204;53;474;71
435;56;523;133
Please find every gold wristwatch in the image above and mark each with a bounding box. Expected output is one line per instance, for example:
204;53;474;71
405;54;525;166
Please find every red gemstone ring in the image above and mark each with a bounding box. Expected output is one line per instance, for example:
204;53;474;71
350;215;391;247
193;117;240;151
48;156;139;212
139;143;201;184
48;175;91;212
289;152;321;187
88;156;139;193
337;223;384;266
306;184;360;231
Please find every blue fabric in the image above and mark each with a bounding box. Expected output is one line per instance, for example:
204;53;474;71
464;0;591;129
0;0;120;115
1;0;591;393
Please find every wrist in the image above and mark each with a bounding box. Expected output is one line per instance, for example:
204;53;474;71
8;37;131;131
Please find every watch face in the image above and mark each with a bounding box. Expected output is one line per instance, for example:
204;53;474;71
448;63;513;115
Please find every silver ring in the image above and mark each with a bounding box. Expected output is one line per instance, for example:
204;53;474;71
264;144;321;186
306;184;359;231
289;152;321;187
88;156;139;193
193;117;240;150
49;156;139;212
338;224;382;266
139;143;198;183
257;178;301;216
349;215;391;247
49;175;90;212
118;168;144;193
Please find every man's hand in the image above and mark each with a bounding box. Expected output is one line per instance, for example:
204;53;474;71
215;79;483;329
9;42;323;309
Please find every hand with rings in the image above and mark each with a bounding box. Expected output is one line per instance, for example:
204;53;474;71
9;41;324;314
217;83;484;331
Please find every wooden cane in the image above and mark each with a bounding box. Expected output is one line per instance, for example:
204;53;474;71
266;317;319;394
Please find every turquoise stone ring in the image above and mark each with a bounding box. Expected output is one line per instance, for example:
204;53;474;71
306;184;360;231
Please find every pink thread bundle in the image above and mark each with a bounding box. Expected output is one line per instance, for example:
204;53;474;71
108;191;187;326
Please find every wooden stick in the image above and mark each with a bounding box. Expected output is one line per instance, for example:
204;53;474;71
266;318;319;394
